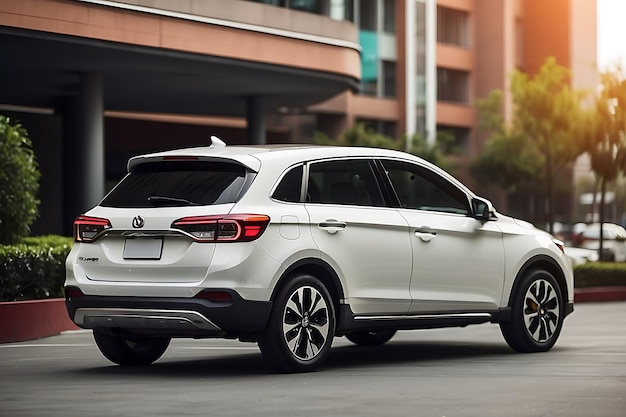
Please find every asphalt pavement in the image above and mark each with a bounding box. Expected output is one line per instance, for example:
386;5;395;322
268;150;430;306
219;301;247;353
0;302;624;417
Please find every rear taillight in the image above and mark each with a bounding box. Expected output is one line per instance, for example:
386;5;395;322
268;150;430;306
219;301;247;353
171;214;270;242
73;215;111;242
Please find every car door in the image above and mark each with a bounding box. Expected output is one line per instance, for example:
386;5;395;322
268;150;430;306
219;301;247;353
379;159;505;313
304;158;413;315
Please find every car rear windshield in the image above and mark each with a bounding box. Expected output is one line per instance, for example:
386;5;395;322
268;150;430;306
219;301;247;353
100;160;249;208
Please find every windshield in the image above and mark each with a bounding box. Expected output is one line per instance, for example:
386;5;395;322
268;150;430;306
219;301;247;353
101;160;249;208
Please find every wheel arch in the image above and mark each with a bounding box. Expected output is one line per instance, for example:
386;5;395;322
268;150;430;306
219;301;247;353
507;254;569;309
271;257;345;326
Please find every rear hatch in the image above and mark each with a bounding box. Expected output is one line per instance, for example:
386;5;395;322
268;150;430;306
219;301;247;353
73;159;255;284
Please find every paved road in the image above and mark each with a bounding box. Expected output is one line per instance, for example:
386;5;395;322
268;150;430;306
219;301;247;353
1;302;625;417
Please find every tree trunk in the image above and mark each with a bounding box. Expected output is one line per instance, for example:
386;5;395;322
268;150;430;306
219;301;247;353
599;178;606;260
546;147;554;235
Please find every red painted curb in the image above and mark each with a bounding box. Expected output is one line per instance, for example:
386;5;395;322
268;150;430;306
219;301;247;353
0;298;79;343
574;287;626;303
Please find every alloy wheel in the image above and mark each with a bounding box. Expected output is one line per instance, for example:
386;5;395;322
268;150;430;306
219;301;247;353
281;285;330;361
523;278;560;343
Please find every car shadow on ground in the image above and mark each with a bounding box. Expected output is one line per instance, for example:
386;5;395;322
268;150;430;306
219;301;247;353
66;339;525;378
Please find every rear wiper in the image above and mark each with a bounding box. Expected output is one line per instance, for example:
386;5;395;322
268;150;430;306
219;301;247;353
147;196;199;206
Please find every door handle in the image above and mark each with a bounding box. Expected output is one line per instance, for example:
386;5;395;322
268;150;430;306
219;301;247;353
318;220;346;234
415;226;437;242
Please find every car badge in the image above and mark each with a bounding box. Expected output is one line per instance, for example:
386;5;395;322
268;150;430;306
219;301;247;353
132;215;145;229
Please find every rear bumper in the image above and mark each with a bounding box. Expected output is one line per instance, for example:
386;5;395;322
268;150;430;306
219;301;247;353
65;288;272;338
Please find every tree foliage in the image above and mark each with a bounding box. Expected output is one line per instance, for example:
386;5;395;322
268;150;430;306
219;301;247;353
0;116;40;244
470;57;586;232
470;91;543;192
583;68;626;183
580;67;626;256
313;123;456;171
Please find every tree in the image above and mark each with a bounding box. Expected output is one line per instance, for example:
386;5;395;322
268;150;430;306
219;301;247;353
313;123;456;171
471;57;586;233
0;116;40;244
581;68;626;258
471;90;543;193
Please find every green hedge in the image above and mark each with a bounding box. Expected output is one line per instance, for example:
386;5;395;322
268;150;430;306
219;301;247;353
0;235;73;301
574;262;626;288
1;236;623;301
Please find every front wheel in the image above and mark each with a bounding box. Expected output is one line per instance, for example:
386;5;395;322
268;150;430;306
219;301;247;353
500;269;564;353
93;330;170;366
345;330;397;346
258;273;336;373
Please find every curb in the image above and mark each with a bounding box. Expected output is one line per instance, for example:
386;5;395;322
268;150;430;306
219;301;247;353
574;287;626;303
2;289;625;344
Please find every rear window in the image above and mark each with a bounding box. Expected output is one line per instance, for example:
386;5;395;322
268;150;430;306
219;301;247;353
101;161;250;208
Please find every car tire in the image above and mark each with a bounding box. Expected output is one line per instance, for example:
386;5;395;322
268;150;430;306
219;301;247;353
93;330;171;366
345;330;397;346
258;273;335;373
500;269;564;353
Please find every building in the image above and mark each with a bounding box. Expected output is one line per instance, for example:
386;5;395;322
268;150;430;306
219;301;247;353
0;0;597;235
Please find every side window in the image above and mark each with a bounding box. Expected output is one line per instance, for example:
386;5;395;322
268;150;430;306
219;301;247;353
272;165;303;203
307;159;385;207
381;160;470;215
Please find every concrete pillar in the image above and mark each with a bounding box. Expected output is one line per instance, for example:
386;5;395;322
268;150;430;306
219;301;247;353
62;72;105;233
246;96;266;145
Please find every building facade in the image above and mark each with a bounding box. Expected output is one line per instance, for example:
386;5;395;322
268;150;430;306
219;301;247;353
0;0;597;235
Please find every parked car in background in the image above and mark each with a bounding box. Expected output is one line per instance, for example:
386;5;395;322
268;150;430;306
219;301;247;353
579;223;626;262
564;246;599;267
64;140;575;373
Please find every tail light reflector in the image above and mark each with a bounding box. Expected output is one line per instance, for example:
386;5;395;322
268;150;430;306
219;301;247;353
171;214;270;242
73;215;111;242
65;286;85;299
194;290;233;304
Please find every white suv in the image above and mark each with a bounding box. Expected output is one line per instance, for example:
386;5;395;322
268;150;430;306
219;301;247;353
65;140;574;373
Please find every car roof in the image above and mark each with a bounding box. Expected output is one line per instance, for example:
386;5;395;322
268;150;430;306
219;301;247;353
128;143;423;171
126;142;474;197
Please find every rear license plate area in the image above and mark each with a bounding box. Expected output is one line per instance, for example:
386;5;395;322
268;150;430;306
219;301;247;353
123;238;163;260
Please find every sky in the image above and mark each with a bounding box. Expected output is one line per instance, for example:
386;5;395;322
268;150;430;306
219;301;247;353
597;0;626;70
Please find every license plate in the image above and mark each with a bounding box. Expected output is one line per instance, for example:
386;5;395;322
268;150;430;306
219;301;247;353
123;238;163;260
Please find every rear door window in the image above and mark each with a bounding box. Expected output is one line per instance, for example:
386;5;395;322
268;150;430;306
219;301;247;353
101;161;250;208
307;159;385;207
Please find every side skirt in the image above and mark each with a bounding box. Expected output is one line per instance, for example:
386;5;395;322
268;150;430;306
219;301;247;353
336;305;511;335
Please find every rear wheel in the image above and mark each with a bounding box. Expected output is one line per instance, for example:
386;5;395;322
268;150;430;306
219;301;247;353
500;269;564;353
258;273;335;373
345;330;396;346
93;330;170;366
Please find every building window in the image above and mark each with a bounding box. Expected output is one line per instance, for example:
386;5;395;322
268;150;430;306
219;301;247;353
383;0;395;33
382;60;396;98
357;119;397;139
437;68;469;104
437;126;470;153
437;6;469;48
242;0;354;22
359;0;377;31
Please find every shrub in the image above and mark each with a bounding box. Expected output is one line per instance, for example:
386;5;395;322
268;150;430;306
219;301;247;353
0;235;73;301
574;262;626;288
0;116;41;244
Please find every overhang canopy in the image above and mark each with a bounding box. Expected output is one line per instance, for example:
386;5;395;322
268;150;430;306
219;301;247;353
0;26;360;117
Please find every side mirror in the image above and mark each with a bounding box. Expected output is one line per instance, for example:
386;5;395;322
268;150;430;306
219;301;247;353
472;197;493;222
